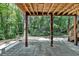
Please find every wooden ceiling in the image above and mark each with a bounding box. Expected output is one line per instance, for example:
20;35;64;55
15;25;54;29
16;3;79;16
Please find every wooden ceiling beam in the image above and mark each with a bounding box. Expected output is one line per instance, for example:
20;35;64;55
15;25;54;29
29;3;35;15
53;4;62;14
26;12;75;16
76;10;79;15
42;3;44;15
57;4;73;15
68;6;79;15
72;12;76;15
34;3;38;15
52;4;58;15
22;3;31;15
63;4;79;15
47;3;54;15
17;3;79;16
72;10;78;15
42;3;45;15
56;4;66;15
36;4;38;15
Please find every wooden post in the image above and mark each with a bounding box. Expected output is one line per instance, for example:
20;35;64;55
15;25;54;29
68;16;70;41
74;16;78;45
50;14;53;47
25;12;28;47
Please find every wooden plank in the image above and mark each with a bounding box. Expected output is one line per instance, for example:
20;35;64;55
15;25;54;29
57;4;73;15
52;4;59;15
25;12;28;47
62;5;74;15
47;4;54;15
72;11;77;15
74;16;78;45
37;4;44;12
29;3;35;15
41;3;44;15
42;3;46;15
23;4;31;15
16;3;79;16
62;4;79;15
37;4;38;15
77;10;79;15
53;4;63;14
33;3;38;15
50;14;53;47
68;5;79;15
53;4;65;15
25;12;75;16
68;16;70;41
42;3;51;15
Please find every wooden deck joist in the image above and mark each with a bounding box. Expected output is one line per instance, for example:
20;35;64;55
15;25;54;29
57;4;73;15
25;12;76;16
16;3;79;16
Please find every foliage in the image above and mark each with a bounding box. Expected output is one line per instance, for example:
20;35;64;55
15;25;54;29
0;3;24;40
28;16;73;36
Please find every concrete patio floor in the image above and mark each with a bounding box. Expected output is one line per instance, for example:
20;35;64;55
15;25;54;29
0;36;79;56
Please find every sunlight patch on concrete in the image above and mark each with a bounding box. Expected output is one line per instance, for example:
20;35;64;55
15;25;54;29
37;37;67;42
53;37;67;41
38;37;49;41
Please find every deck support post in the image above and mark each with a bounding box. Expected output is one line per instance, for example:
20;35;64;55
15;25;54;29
74;16;78;45
25;12;28;47
50;14;53;47
68;16;70;41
